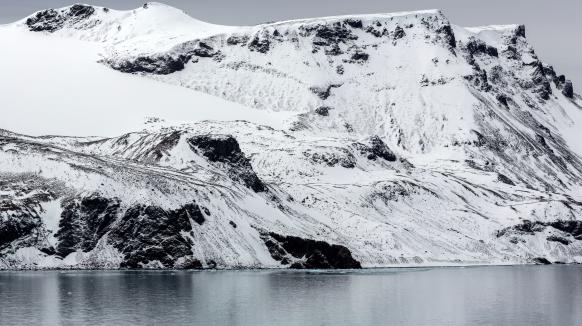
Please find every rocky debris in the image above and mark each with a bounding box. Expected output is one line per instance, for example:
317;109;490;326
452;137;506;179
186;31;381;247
107;54;190;75
261;232;361;269
315;106;332;116
26;5;95;32
188;135;266;192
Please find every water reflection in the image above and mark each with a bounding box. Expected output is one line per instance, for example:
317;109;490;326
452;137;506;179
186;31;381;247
0;266;580;326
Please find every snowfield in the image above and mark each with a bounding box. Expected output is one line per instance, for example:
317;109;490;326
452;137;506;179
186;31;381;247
1;3;582;269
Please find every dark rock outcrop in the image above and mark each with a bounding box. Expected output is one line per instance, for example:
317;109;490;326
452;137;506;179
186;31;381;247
192;42;217;58
546;235;571;245
226;35;249;46
188;135;266;192
393;26;406;40
304;149;356;169
110;203;199;268
436;24;456;49
363;136;397;162
350;52;369;63
315;106;331;116
107;54;190;75
466;39;498;57
248;35;271;53
497;220;582;241
26;5;95;32
309;84;342;100
26;9;65;32
532;257;551;265
261;232;361;269
56;195;121;257
68;4;95;19
311;23;357;46
497;173;515;186
344;19;363;29
562;80;574;98
54;194;207;268
0;200;43;251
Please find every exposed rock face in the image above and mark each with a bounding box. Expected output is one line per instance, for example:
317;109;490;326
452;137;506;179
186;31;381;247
262;232;361;269
105;55;190;75
188;135;266;192
562;80;574;98
309;84;342;100
466;39;498;57
56;195;120;257
497;220;582;241
532;257;552;265
109;204;199;268
497;173;515;186
363;136;397;162
248;35;271;53
26;5;95;32
393;26;406;39
315;106;331;116
0;200;43;251
303;149;356;168
54;193;207;269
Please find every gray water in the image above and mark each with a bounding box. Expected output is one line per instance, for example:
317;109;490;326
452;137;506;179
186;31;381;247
0;266;581;326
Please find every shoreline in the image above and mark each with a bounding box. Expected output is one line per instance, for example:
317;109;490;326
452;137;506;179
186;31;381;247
1;262;580;272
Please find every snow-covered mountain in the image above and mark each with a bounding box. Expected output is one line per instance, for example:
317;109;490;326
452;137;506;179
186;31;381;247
1;3;582;269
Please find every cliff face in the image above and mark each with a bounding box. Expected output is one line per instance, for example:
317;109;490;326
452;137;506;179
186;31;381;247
1;3;582;269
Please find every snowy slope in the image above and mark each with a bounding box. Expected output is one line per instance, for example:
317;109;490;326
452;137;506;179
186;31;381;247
1;3;582;269
0;9;291;137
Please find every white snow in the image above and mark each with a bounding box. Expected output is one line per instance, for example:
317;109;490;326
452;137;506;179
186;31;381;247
0;26;293;137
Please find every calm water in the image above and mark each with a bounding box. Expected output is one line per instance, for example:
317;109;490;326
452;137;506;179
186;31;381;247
0;266;581;326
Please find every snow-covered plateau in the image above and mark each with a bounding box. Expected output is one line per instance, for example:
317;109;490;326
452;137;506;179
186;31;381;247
1;3;582;269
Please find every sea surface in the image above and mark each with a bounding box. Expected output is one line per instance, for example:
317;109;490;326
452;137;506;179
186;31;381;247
0;265;581;326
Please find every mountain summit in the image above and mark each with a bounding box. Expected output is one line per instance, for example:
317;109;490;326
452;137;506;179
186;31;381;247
1;3;581;269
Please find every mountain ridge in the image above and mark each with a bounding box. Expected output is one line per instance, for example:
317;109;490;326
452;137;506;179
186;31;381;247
1;3;582;269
